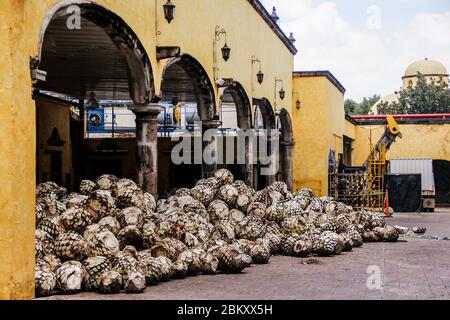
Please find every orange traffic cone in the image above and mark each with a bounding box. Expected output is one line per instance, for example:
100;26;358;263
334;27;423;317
385;189;390;217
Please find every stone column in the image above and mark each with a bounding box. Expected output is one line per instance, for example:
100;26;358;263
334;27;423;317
281;140;295;191
129;104;164;196
245;133;254;188
265;128;277;187
202;120;222;178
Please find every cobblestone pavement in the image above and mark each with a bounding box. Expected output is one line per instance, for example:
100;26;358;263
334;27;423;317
42;209;450;300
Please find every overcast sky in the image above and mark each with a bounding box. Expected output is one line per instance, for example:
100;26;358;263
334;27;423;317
260;0;450;102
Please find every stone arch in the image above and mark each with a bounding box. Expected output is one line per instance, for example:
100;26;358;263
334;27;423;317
220;81;253;186
253;98;276;130
33;0;162;195
253;98;276;189
278;108;295;191
222;81;252;130
34;0;154;103
161;54;216;120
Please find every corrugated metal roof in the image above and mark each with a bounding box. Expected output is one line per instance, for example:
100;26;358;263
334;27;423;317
36;16;131;100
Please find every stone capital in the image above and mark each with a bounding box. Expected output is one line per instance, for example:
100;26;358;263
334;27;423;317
281;140;295;147
129;104;164;116
202;119;222;129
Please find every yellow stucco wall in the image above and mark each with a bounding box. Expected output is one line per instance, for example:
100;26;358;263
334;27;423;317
0;0;295;299
353;123;450;166
36;98;73;183
292;74;345;196
0;0;36;300
156;0;294;115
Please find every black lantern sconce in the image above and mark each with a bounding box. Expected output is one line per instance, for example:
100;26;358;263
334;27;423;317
215;26;231;62
163;0;176;24
293;92;301;110
279;88;286;100
275;78;285;101
252;56;264;85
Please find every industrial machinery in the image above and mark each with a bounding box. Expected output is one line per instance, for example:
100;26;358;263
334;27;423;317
390;158;436;212
329;115;402;211
366;115;402;209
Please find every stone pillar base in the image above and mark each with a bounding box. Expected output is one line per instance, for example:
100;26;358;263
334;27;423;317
129;104;164;196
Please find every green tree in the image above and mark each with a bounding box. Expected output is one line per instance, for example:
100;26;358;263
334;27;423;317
377;74;450;115
359;94;381;115
345;95;380;115
345;99;359;114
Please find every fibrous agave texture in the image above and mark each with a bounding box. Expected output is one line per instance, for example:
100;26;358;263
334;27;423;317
54;232;88;262
86;229;120;260
35;263;57;297
55;261;87;294
36;229;55;256
80;180;97;196
217;185;239;207
60;206;93;233
35;170;399;296
215;169;234;185
86;190;116;222
98;271;123;294
83;256;112;291
96;174;119;196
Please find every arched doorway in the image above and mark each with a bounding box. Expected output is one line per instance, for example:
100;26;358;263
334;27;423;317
220;81;253;186
158;54;218;194
433;160;450;205
32;1;157;193
278;108;295;191
253;98;276;189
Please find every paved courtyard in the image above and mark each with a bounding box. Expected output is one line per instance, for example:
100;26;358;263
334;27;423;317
42;208;450;300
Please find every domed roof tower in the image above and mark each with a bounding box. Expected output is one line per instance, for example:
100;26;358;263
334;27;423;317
402;58;448;88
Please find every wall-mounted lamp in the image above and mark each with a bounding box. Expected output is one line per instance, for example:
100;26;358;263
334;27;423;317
163;0;176;24
293;92;301;110
252;56;264;84
215;26;231;62
86;92;99;109
279;88;286;100
275;78;285;101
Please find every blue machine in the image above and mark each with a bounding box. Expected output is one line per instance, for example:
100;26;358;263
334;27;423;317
86;109;105;133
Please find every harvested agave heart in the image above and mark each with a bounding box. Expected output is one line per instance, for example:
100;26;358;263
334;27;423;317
35;171;400;296
54;232;88;262
191;184;215;206
40;255;62;272
99;271;123;294
86;230;120;260
117;225;144;250
117;207;145;229
249;244;271;264
36;229;55;256
38;216;65;239
96;174;119;195
35;264;57;297
98;216;122;236
215;169;234;185
217;246;252;274
83;256;112;291
86;190;116;222
200;252;219;275
123;271;146;293
79;180;97;196
55;261;87;294
60;206;93;233
172;260;188;279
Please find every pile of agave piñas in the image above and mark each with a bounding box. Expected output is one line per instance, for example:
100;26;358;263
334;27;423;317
35;169;398;297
